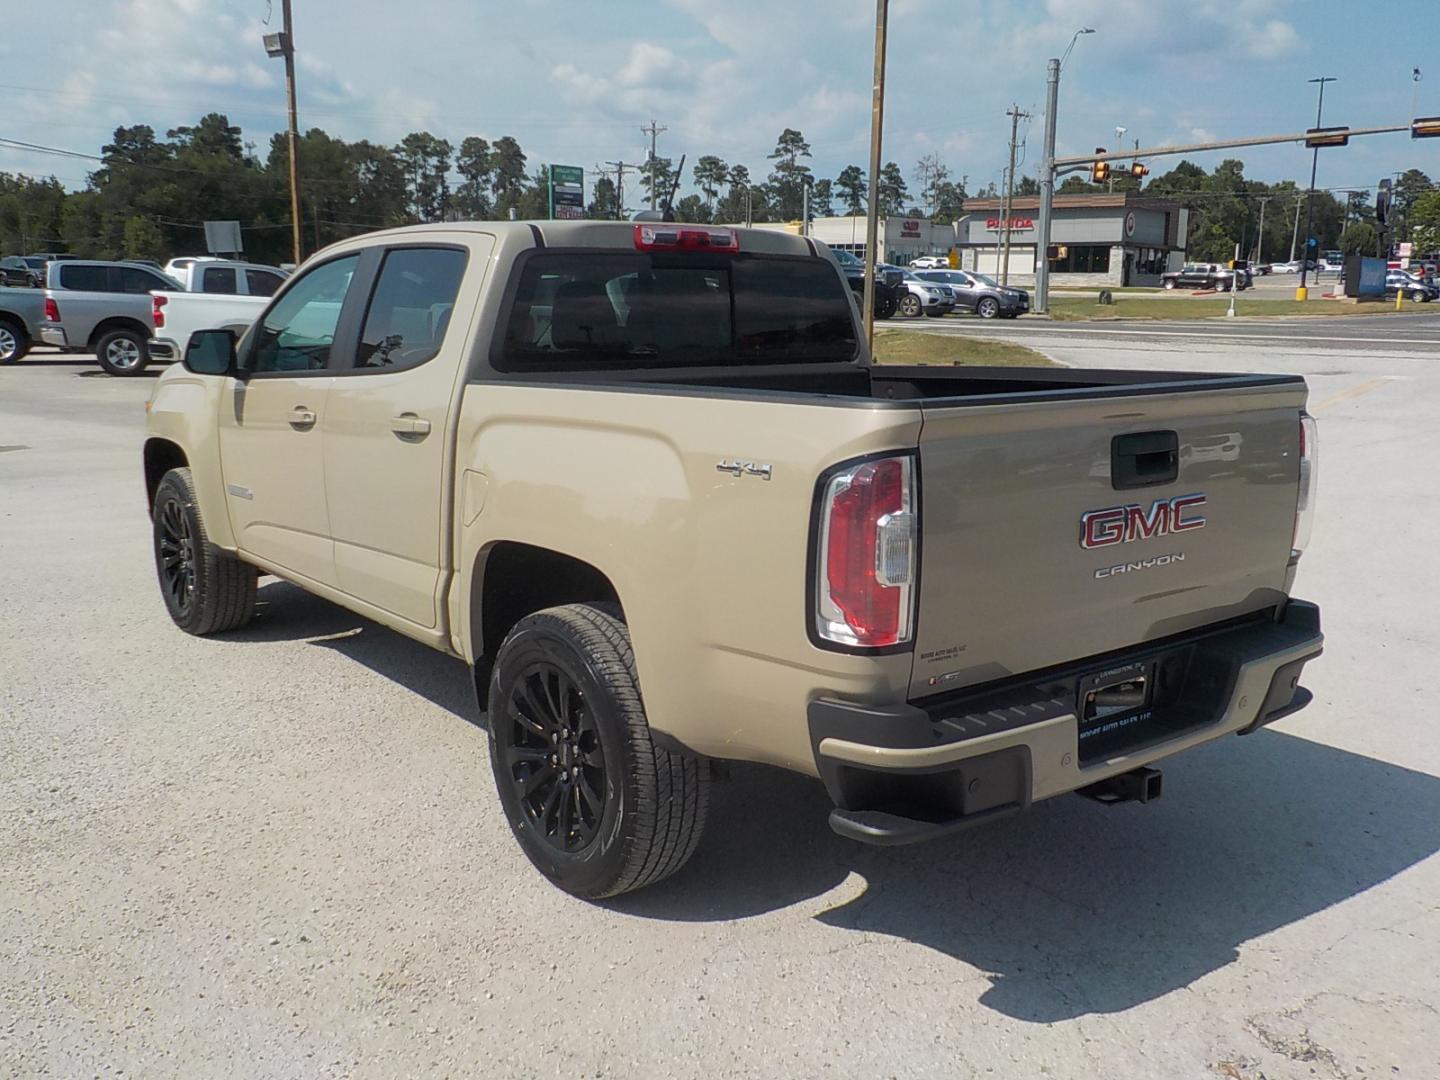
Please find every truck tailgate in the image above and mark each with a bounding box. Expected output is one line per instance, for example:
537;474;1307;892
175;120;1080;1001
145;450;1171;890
909;378;1307;700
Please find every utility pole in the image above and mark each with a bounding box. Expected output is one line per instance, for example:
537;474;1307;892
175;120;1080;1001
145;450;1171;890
602;160;634;219
1297;76;1337;300
1035;28;1094;315
1000;104;1030;286
1290;193;1304;262
861;0;889;350
641;120;667;211
262;1;303;265
1253;195;1273;263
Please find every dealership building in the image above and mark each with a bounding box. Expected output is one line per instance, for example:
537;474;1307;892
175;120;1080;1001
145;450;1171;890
753;214;956;264
955;193;1190;286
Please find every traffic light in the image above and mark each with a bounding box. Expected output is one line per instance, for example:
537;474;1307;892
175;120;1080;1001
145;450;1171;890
1304;126;1350;148
1411;116;1440;139
1377;178;1392;226
1130;162;1149;179
1090;149;1109;184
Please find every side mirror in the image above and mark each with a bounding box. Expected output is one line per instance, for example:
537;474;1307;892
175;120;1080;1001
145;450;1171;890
183;328;239;376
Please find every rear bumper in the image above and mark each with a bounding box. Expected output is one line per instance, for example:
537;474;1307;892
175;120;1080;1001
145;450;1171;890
808;600;1323;845
39;325;68;347
148;337;178;361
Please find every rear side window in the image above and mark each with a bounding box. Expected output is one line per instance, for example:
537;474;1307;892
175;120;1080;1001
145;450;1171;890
246;269;285;297
355;247;467;371
59;265;111;292
497;252;856;370
201;266;238;294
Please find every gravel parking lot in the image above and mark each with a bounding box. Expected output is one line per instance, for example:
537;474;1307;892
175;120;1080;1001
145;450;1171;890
3;334;1438;1080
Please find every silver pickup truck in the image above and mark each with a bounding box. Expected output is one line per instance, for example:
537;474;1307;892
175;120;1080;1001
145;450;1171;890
0;287;46;363
39;260;182;375
144;220;1323;897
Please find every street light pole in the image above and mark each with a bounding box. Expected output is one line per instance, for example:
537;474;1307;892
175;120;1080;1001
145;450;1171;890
1297;75;1336;300
263;1;303;266
861;0;889;351
1035;28;1092;316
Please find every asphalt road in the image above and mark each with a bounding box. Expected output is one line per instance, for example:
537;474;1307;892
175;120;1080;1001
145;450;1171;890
3;337;1439;1079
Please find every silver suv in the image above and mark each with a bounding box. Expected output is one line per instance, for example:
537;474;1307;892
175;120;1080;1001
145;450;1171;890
40;261;181;375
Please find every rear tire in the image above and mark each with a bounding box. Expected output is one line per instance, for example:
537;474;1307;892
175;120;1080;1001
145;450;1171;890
152;467;257;635
0;317;27;363
977;297;1000;319
95;327;150;376
487;603;709;899
874;295;897;320
1163;279;1176;290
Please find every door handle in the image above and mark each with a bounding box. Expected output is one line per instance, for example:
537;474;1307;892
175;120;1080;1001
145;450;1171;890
289;406;317;430
390;413;431;437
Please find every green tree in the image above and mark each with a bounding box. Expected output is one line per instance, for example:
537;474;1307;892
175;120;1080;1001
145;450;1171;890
1410;189;1440;254
674;194;712;223
122;215;164;260
398;132;453;222
766;128;812;220
588;174;620;219
834;165;866;215
166;113;244;162
809;178;833;218
489;136;529;207
877;162;908;216
713;164;753;223
454;137;492;219
1339;221;1377;256
1015;175;1040;197
692;155;728;211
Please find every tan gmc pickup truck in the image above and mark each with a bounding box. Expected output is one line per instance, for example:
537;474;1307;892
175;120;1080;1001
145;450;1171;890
143;221;1323;898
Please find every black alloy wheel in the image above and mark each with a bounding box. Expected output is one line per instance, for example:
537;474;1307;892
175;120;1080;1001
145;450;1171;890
502;662;608;854
156;489;198;620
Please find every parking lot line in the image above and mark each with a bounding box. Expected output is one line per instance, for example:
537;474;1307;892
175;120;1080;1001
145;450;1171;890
1310;376;1394;414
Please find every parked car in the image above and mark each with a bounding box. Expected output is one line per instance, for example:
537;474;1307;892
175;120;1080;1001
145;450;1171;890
143;220;1323;898
165;258;288;296
162;255;226;280
1249;263;1272;276
1385;271;1437;302
897;271;956;317
909;255;951;269
1271;260;1299;274
1160;263;1247;291
915;269;1030;319
39;260;182;375
828;248;901;320
0;286;46;362
0;256;43;288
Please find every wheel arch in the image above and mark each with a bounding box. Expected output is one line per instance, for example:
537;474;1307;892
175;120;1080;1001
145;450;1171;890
89;316;152;348
469;541;622;685
143;438;189;518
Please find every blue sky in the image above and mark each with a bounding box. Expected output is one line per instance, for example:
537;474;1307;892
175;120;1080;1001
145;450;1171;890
1;0;1436;209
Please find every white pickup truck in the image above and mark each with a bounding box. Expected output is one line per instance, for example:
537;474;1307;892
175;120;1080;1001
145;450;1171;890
148;260;289;366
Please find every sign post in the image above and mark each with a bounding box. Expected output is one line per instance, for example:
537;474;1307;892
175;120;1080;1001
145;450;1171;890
548;165;585;220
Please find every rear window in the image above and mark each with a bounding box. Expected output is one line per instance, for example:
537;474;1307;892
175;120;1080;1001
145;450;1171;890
496;252;856;370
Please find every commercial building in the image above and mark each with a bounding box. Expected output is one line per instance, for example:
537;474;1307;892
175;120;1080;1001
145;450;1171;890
752;215;956;264
956;193;1189;287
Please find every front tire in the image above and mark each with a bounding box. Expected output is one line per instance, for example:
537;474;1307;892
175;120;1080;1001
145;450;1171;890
0;317;28;363
898;293;922;317
977;297;1000;319
152;467;257;635
1163;279;1176;290
95;327;150;376
488;603;709;899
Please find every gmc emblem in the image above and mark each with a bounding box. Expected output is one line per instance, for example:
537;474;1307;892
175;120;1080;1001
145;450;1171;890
1080;493;1207;549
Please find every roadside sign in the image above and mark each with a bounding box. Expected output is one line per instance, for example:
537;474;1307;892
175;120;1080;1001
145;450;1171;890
947;248;959;268
548;165;585;220
1399;242;1413;258
203;220;243;255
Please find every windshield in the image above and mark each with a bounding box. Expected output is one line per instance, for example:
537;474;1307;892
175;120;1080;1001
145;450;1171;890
830;249;861;267
497;252;857;370
970;272;999;287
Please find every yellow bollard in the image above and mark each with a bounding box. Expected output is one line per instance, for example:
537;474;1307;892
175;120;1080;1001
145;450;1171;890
1396;289;1404;311
1295;286;1308;301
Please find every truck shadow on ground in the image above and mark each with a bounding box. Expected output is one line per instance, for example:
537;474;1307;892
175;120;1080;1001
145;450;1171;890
614;731;1440;1023
231;582;1440;1023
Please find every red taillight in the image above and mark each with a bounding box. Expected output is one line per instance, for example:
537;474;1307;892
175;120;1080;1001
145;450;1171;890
44;297;59;322
815;455;916;648
152;294;167;328
633;224;740;252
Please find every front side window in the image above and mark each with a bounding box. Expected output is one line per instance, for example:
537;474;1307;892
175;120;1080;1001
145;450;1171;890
356;247;467;371
202;266;238;294
248;255;358;374
498;252;856;370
